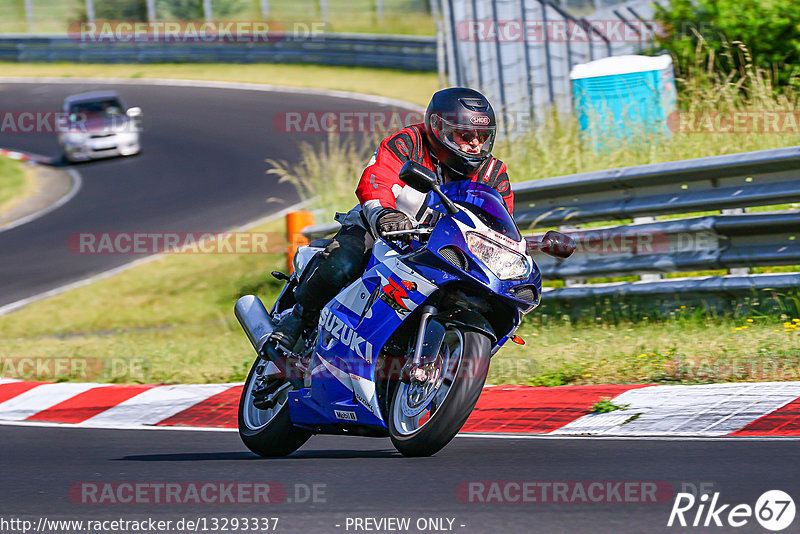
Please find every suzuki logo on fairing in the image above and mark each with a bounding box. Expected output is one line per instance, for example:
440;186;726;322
382;279;410;310
320;309;373;363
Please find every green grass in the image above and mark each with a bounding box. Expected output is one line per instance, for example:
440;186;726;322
0;218;289;383
0;0;435;35
0;157;32;216
590;397;629;413
488;315;800;387
0;62;437;107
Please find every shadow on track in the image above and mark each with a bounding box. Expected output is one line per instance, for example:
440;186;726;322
116;449;401;462
115;452;257;462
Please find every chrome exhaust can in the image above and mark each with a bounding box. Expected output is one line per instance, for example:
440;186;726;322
234;295;274;355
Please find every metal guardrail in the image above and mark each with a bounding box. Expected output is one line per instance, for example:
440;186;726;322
0;34;438;71
512;145;800;227
301;145;800;300
519;146;800;299
542;272;800;299
533;211;800;279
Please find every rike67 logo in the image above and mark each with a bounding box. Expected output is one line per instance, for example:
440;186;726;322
668;490;796;531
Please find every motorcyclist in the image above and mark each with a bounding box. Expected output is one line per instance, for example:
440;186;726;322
268;87;515;354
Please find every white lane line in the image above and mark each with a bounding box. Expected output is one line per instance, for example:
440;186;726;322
76;384;235;426
457;433;800;441
2;421;800;440
0;163;81;234
0;420;237;432
0;382;108;420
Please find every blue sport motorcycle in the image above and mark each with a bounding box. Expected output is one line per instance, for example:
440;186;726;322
234;161;574;457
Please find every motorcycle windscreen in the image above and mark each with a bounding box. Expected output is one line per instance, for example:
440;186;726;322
432;180;521;241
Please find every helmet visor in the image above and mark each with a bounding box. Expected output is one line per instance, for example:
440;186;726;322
431;114;496;159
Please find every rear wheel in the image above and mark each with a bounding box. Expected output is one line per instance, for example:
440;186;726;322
238;358;311;457
388;328;491;457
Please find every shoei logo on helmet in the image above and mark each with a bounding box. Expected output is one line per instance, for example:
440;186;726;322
470;115;491;126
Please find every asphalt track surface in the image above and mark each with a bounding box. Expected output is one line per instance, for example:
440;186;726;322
0;81;403;307
1;425;799;534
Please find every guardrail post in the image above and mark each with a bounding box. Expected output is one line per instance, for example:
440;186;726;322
24;0;34;32
560;224;585;286
286;211;315;273
203;0;213;22
436;19;447;88
376;0;384;22
722;208;751;275
85;0;95;22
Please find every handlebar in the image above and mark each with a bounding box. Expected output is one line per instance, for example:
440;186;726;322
382;228;434;237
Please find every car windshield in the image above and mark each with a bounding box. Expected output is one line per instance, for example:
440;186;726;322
69;98;124;119
433;180;520;240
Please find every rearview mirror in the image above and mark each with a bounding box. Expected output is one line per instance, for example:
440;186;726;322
126;106;142;118
538;231;575;259
398;161;436;193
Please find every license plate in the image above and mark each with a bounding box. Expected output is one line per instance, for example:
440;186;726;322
91;140;116;150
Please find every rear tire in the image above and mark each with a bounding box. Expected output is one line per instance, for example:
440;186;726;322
238;357;311;457
388;329;491;457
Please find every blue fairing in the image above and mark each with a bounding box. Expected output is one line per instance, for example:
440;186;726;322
287;181;542;432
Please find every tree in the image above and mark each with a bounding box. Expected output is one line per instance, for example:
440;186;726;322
655;0;800;87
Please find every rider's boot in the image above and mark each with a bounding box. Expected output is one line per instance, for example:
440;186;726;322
270;303;316;353
259;304;317;389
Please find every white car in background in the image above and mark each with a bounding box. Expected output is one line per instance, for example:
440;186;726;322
58;91;142;162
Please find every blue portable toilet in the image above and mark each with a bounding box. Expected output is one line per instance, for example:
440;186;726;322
570;55;677;150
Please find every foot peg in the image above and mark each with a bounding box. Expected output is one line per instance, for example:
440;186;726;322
260;341;304;390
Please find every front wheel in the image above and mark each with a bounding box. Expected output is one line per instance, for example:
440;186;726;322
238;358;311;457
388;328;491;457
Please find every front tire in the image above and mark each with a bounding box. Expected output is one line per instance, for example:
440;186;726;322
238;357;311;457
388;329;491;457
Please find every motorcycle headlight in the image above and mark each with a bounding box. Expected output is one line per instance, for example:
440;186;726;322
465;232;531;281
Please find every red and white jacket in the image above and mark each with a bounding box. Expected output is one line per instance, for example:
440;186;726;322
338;124;514;233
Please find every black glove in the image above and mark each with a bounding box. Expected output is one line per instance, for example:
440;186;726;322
376;209;413;239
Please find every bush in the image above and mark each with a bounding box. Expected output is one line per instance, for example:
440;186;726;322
655;0;800;88
95;0;148;21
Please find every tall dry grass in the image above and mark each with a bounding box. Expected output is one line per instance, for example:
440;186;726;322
499;41;799;184
270;43;798;220
266;133;380;222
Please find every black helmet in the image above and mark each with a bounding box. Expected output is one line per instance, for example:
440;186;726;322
424;87;497;179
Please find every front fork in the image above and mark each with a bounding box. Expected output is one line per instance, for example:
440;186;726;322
402;305;447;384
